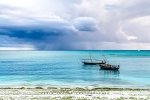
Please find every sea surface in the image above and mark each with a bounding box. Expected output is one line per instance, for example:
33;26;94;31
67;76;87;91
0;50;150;88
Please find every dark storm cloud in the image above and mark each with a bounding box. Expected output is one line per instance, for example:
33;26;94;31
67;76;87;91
0;20;79;50
0;25;75;40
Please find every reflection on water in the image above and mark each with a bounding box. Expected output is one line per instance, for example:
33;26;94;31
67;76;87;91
99;70;120;77
81;64;98;68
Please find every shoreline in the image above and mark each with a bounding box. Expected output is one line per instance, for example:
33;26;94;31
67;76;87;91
0;87;149;99
0;85;150;89
0;86;150;90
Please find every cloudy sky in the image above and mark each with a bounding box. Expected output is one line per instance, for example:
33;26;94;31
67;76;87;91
0;0;150;50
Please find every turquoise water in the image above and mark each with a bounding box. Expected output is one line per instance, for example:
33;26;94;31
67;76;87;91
0;50;150;88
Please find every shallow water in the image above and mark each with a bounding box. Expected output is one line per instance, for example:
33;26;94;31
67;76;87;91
0;50;150;88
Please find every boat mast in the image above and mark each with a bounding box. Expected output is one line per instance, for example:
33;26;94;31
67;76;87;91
90;53;98;61
89;52;93;62
101;51;107;62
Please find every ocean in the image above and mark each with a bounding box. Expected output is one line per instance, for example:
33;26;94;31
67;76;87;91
0;50;150;88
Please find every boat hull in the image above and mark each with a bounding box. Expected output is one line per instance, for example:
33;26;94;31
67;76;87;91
99;64;119;70
82;62;106;65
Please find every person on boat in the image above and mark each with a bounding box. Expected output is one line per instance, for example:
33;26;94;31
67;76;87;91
107;64;111;67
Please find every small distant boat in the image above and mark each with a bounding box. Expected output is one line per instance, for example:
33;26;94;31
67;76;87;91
81;52;106;65
99;64;120;70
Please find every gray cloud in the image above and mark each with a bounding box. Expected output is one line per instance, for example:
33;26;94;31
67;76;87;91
0;0;150;50
72;17;99;31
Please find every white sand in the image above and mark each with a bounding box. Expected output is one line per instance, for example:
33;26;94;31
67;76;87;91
0;88;149;100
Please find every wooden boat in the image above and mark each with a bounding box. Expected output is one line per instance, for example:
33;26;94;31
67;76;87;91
99;64;120;70
81;59;106;65
81;52;106;65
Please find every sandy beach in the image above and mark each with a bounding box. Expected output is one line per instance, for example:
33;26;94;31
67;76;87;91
0;87;149;100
